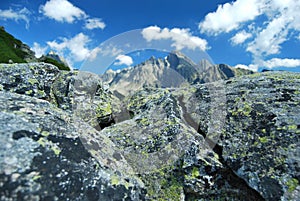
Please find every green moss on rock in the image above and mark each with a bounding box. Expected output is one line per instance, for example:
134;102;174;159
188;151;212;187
286;178;299;193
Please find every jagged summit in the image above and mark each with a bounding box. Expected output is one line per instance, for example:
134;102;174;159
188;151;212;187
45;50;68;66
168;50;197;66
39;50;70;71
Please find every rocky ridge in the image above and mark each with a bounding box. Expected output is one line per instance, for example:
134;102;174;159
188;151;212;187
0;62;299;201
101;52;253;97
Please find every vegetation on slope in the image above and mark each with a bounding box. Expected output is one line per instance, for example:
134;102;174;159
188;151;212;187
38;57;70;71
0;26;70;71
0;27;27;63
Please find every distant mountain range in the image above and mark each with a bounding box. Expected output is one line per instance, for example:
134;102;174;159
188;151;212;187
101;51;253;97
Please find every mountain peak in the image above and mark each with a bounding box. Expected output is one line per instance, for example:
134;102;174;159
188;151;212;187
169;50;185;58
48;50;57;56
39;51;70;71
166;51;197;67
45;51;68;66
149;55;156;60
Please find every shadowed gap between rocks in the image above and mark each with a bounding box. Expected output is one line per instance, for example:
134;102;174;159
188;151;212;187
92;93;266;200
177;95;265;200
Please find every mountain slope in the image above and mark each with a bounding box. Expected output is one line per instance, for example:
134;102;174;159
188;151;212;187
166;51;199;83
0;26;35;63
197;63;253;83
0;27;70;71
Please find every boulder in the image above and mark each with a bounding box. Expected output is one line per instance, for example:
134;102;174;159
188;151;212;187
0;63;115;130
178;72;300;200
100;87;264;200
0;91;145;201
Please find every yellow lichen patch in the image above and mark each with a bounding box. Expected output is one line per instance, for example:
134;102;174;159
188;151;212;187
37;137;61;156
25;90;33;95
32;175;42;181
111;175;120;186
41;131;50;137
286;178;299;193
192;167;200;178
258;136;269;144
51;145;61;156
37;137;47;147
27;78;38;85
137;117;150;126
287;125;297;131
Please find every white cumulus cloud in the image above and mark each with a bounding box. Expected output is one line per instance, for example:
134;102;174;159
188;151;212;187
246;14;290;57
87;47;102;61
234;57;300;71
0;8;31;29
262;58;300;69
230;30;252;45
114;55;133;66
85;18;106;30
247;0;300;58
47;33;91;62
199;0;300;68
199;0;264;35
39;0;86;23
32;42;48;58
142;26;208;51
39;0;106;30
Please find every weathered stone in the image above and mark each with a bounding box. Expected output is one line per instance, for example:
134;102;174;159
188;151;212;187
0;63;60;100
0;63;115;130
0;91;145;201
179;72;300;200
100;87;264;200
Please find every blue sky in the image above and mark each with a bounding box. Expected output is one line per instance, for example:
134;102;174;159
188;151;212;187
1;0;300;73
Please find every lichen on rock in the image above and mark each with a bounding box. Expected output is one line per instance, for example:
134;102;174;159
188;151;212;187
0;91;145;201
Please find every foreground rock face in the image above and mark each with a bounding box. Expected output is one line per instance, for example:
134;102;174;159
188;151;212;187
0;63;299;200
0;63;115;129
222;73;300;200
102;87;265;200
0;91;145;201
178;72;300;200
0;63;145;200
